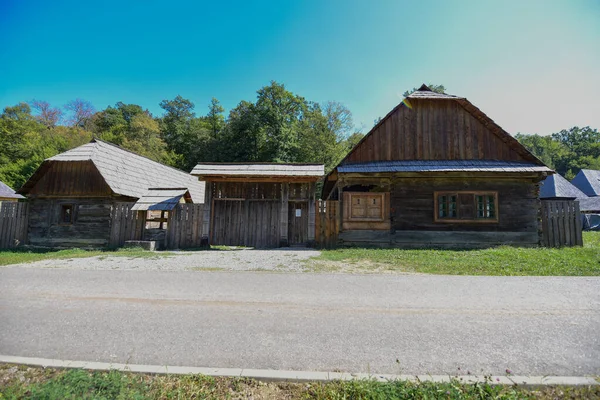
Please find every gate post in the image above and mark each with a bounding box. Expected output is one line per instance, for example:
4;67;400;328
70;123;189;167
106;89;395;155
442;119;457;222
279;183;289;247
200;181;212;247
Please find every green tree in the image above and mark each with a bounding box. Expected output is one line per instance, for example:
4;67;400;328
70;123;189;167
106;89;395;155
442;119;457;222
255;81;306;162
206;98;225;138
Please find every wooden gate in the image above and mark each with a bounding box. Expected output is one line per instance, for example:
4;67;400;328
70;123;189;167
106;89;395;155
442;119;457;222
212;199;280;248
541;199;583;247
315;200;339;248
288;201;308;245
0;202;29;248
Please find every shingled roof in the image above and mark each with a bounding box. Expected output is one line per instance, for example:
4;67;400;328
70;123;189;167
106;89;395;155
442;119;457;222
0;181;24;200
539;173;586;199
571;169;600;197
191;163;324;178
19;139;204;202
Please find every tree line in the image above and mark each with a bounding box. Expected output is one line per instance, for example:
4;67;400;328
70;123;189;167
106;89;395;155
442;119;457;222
1;80;597;191
0;81;364;189
515;127;600;180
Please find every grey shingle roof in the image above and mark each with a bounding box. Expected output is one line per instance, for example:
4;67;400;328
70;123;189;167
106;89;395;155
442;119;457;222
337;160;553;174
540;174;587;199
579;196;600;213
191;163;324;177
41;139;205;202
131;188;190;211
0;181;24;199
571;169;600;197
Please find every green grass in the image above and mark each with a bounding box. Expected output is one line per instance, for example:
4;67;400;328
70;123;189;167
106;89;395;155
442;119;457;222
310;232;600;276
0;247;177;267
0;366;598;399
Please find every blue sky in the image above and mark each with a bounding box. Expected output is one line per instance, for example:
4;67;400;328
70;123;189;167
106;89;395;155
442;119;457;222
1;0;598;135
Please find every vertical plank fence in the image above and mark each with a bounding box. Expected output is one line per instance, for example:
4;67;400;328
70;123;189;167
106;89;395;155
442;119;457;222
315;200;339;248
166;203;204;249
109;203;145;248
0;202;29;248
541;199;583;247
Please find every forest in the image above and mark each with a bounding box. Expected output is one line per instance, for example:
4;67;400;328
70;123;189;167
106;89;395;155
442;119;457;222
0;80;598;190
0;81;363;190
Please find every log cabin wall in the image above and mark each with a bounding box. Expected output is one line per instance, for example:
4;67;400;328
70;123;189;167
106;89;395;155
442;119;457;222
389;177;539;232
344;99;531;163
28;197;115;248
336;176;542;248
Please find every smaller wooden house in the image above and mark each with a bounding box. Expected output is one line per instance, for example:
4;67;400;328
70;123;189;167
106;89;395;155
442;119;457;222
0;181;24;202
191;163;324;248
18;139;204;248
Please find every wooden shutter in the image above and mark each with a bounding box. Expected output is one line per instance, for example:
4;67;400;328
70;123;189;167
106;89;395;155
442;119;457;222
458;193;475;220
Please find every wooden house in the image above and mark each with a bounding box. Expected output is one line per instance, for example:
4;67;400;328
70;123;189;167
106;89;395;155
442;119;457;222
191;163;324;248
17;139;204;248
0;181;24;202
321;85;553;248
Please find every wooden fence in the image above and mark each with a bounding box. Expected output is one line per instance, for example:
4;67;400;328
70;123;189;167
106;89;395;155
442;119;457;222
0;202;29;248
109;203;145;247
166;203;204;249
541;199;583;247
315;200;339;248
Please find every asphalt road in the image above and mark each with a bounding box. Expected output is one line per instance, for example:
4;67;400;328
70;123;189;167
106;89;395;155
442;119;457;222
1;267;599;376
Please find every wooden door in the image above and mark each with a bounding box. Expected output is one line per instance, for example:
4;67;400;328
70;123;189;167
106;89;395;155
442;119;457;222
288;201;308;246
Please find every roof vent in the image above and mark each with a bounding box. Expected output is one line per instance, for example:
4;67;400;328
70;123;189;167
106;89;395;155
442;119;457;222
417;84;432;91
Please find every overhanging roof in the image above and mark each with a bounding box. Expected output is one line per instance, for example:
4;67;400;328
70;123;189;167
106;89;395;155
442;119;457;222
337;160;553;174
131;188;191;211
0;181;24;199
191;163;324;179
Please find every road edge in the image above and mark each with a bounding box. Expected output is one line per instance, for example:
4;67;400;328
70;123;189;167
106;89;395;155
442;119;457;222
1;355;598;387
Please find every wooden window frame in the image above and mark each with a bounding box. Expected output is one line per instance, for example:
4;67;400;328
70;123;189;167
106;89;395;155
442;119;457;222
347;192;386;222
434;191;499;223
59;204;75;225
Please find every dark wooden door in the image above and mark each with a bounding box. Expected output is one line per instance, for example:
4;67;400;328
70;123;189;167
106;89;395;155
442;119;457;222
211;199;280;248
288;201;308;245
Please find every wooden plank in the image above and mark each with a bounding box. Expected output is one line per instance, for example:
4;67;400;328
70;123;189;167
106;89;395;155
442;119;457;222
574;201;583;246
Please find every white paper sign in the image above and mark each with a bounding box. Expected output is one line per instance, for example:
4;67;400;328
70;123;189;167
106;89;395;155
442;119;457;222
295;209;302;217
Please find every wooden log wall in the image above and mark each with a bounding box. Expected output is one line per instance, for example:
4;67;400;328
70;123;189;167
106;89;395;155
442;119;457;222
166;203;204;249
315;200;339;248
28;198;114;248
387;177;540;233
345;99;530;163
109;203;145;248
541;200;583;247
0;202;29;248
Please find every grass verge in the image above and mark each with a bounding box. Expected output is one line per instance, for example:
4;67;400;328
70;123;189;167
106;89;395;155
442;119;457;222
0;247;178;267
309;232;600;276
0;365;598;400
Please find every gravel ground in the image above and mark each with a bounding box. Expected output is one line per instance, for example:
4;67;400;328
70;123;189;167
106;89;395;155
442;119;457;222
10;248;322;272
